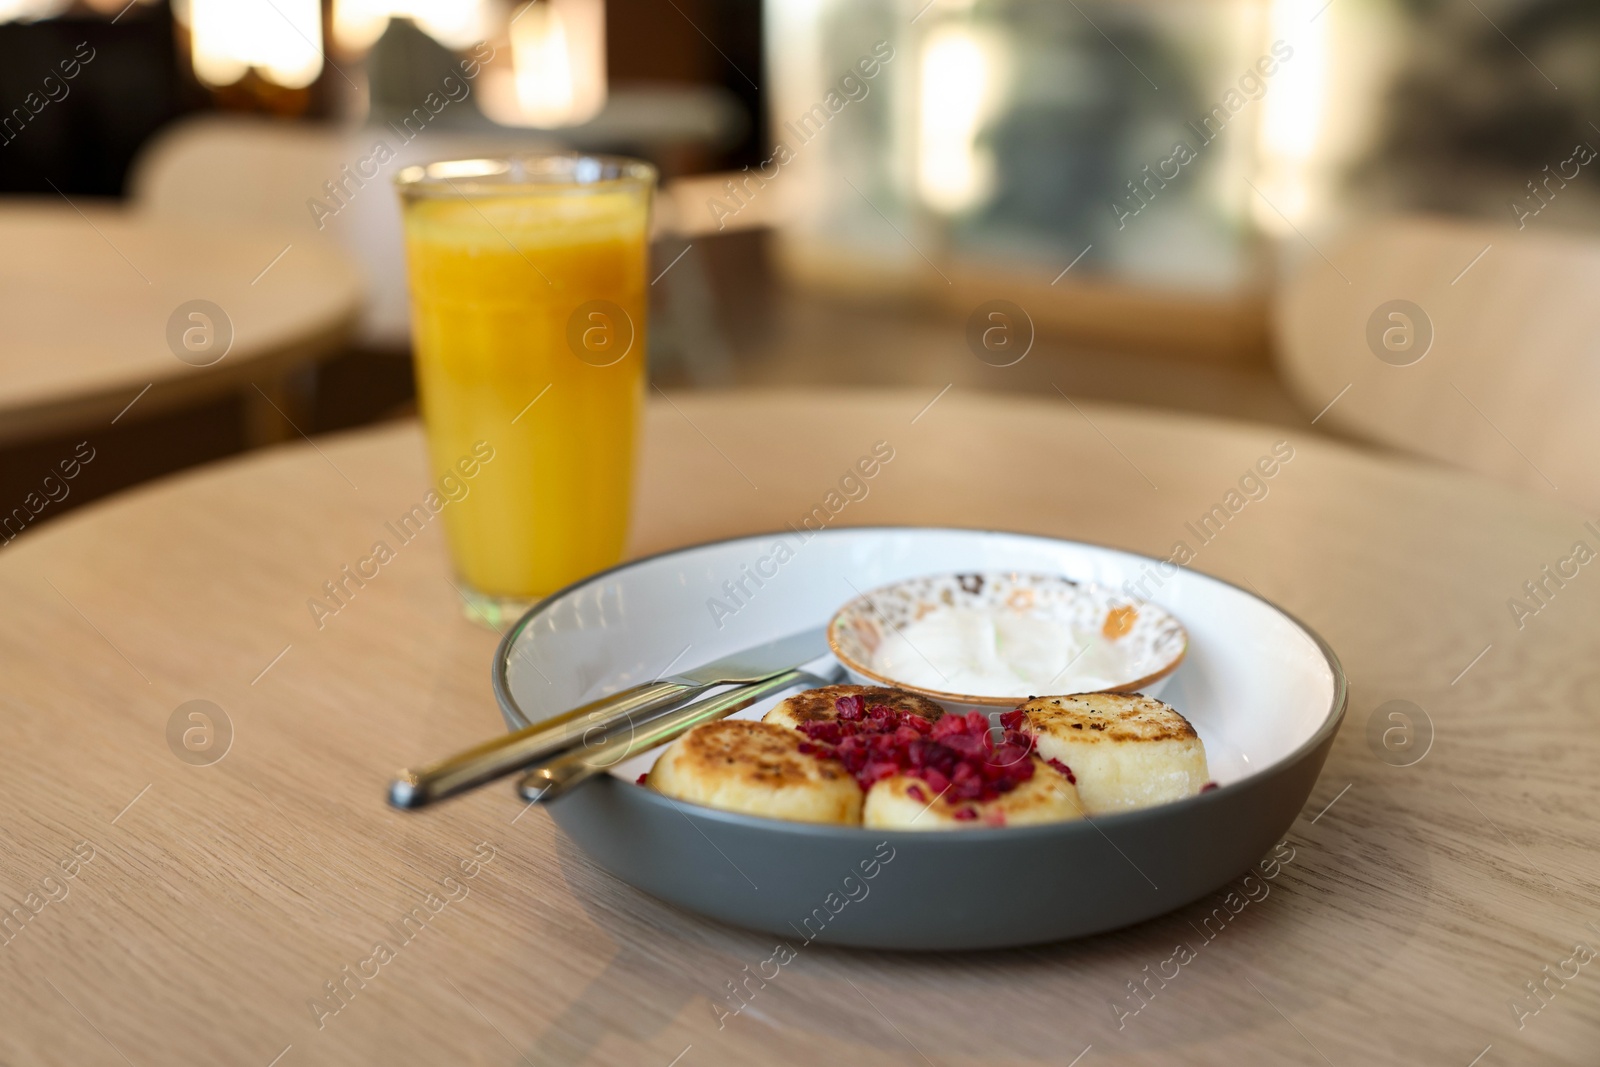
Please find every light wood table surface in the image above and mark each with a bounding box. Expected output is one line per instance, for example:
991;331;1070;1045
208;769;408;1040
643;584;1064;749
2;389;1597;1066
0;202;361;446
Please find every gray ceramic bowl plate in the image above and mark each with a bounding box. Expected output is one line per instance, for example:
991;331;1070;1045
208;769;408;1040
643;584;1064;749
494;527;1346;951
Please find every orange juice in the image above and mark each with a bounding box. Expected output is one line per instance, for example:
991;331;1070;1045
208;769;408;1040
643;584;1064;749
398;157;653;607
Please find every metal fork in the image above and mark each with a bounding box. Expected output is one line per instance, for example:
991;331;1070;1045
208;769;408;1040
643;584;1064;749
515;665;845;804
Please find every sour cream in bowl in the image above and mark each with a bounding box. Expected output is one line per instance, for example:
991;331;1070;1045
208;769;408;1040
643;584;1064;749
827;572;1187;713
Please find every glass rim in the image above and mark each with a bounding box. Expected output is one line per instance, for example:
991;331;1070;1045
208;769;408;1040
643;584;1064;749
395;153;657;199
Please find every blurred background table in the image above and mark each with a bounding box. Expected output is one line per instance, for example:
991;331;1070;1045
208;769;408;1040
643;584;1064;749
0;202;361;448
2;389;1595;1066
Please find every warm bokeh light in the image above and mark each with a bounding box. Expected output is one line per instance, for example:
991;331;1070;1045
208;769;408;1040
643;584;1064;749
332;0;497;53
1;0;157;20
916;24;1002;215
480;0;607;129
182;0;325;89
1253;0;1329;231
83;0;158;13
0;0;67;21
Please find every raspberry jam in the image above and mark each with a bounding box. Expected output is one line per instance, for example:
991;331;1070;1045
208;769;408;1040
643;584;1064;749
797;699;1036;803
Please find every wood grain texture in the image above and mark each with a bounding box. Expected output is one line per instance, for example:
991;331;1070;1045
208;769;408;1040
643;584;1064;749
1;388;1597;1067
0;202;361;444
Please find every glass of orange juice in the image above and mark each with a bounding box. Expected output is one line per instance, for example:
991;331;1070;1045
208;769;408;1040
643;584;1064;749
396;155;655;626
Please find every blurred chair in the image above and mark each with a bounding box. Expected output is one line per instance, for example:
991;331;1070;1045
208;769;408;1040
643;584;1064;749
128;115;562;351
1274;216;1600;511
130;107;748;383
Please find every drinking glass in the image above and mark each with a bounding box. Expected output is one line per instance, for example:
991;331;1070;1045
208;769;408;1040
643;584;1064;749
396;154;655;625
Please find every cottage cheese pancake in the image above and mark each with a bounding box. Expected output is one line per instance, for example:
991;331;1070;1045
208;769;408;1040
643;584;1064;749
763;684;944;731
645;720;862;825
863;758;1084;830
1005;693;1209;814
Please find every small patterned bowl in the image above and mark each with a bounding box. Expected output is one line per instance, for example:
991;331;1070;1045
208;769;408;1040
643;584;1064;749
827;571;1188;713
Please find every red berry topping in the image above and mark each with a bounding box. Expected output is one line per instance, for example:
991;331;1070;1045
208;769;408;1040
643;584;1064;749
796;703;1037;805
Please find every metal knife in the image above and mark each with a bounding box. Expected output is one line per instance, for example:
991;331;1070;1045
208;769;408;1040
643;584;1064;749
388;625;829;809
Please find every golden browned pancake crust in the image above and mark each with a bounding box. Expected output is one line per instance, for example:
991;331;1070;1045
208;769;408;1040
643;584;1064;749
1018;692;1198;743
764;684;944;727
669;720;853;788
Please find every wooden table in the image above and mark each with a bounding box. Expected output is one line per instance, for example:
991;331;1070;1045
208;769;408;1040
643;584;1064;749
2;389;1596;1066
0;202;361;446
